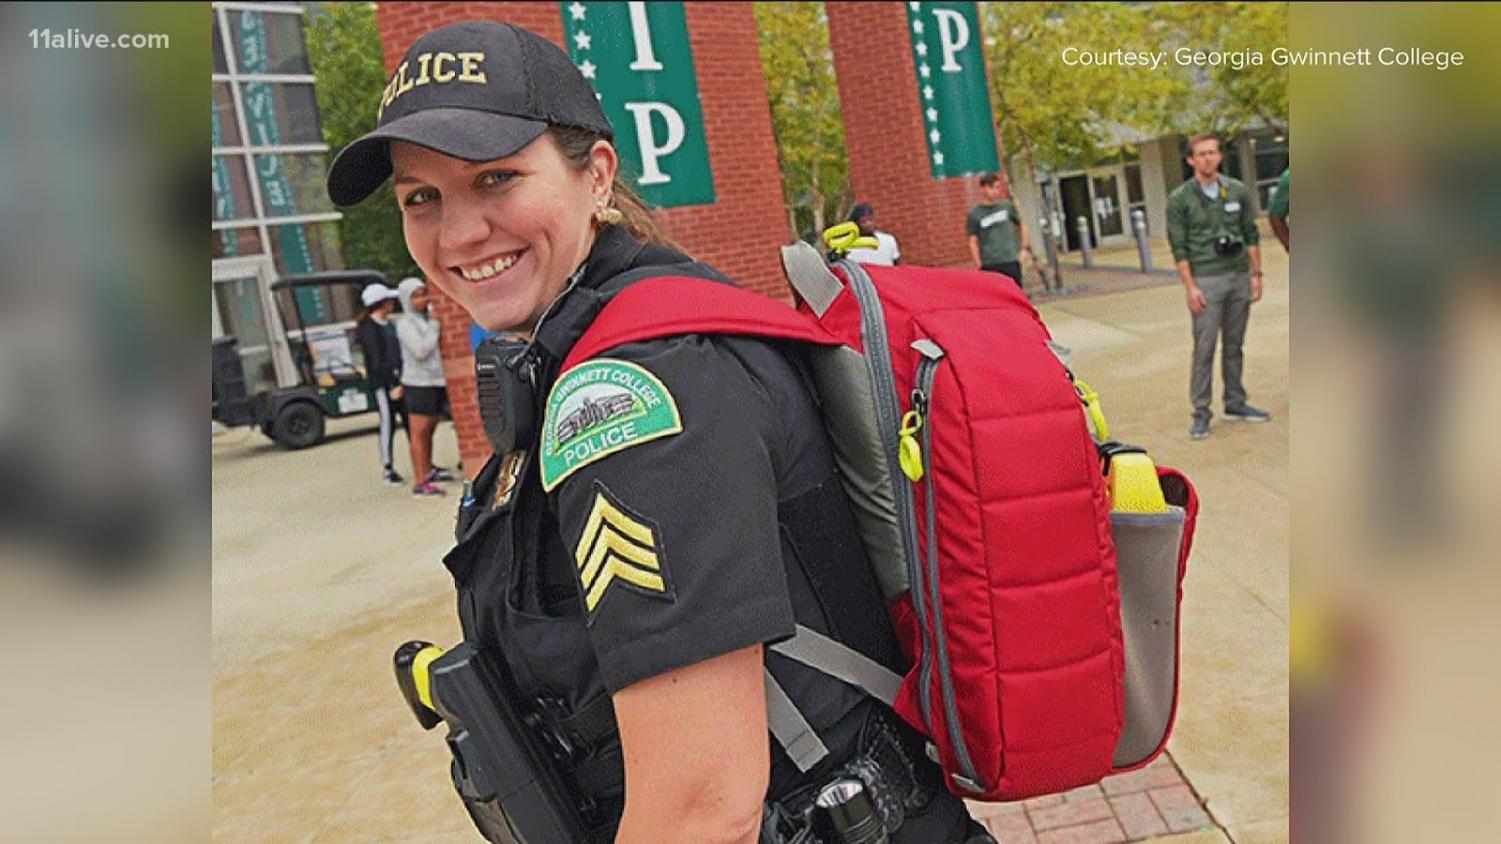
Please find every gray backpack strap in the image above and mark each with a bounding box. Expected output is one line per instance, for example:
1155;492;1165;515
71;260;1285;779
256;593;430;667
764;667;829;772
769;624;904;707
779;241;843;318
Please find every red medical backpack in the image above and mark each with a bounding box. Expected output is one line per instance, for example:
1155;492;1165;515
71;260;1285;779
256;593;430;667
560;246;1196;801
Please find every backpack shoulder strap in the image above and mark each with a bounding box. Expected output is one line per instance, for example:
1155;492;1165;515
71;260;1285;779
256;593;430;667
560;275;842;372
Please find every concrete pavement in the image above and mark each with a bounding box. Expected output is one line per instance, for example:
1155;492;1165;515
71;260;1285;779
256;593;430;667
212;240;1288;842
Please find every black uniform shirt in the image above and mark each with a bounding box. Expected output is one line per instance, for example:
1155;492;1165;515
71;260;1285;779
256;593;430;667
450;228;967;834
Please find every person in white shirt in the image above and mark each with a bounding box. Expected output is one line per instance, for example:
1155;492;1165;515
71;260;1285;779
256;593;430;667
845;202;901;266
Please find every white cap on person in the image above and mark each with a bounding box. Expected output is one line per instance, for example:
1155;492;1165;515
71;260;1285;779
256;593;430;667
361;283;399;307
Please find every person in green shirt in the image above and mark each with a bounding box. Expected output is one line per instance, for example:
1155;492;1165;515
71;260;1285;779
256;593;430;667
965;172;1031;290
1268;168;1290;252
1167;133;1270;439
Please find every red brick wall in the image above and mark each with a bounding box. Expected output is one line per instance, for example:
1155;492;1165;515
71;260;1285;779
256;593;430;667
374;2;790;475
826;2;1009;268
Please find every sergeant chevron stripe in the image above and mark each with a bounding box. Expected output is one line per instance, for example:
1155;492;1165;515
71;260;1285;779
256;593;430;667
575;483;672;615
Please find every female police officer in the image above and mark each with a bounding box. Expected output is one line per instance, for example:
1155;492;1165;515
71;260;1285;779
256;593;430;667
327;21;992;844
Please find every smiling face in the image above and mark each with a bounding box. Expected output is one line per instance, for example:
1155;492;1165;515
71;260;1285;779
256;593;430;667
391;132;617;333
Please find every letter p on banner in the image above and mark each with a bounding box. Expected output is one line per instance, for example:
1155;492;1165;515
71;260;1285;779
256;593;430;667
932;8;970;72
561;1;715;207
623;103;686;185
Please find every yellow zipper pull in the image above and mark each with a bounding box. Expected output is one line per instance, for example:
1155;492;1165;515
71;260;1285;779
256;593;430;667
898;410;925;482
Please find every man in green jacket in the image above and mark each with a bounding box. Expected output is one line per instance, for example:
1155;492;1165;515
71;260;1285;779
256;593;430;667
1168;133;1270;439
1268;167;1290;252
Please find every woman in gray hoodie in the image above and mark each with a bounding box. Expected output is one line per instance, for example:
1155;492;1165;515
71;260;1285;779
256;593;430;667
395;277;455;497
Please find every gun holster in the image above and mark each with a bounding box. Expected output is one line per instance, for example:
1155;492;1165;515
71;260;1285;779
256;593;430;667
403;641;592;843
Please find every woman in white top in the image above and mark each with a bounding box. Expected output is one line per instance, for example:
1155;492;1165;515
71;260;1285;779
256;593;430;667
395;277;455;496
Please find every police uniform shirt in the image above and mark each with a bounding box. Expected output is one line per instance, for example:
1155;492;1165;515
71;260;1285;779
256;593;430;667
448;228;979;840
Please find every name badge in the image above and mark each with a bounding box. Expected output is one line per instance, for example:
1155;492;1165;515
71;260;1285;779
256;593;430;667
1224;201;1242;212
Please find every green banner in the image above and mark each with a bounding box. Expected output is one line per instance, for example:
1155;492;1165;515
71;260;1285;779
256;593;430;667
561;1;715;208
211;102;241;254
905;1;998;180
238;10;324;321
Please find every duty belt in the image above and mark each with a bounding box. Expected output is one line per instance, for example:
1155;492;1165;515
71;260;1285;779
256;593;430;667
762;713;934;844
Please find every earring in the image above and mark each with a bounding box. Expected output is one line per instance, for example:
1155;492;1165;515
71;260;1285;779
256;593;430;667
594;201;624;225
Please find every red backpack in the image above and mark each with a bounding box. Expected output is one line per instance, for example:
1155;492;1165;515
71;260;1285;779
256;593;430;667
560;245;1197;801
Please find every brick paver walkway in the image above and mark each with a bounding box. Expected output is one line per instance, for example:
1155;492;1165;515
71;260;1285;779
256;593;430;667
966;755;1216;843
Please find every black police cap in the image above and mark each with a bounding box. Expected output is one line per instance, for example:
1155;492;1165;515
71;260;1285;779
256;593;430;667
326;21;613;207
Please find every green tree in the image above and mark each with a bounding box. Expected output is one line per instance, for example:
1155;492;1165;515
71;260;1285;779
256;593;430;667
981;2;1288;177
1146;2;1289;137
306;2;418;280
753;3;848;242
983;3;1174;183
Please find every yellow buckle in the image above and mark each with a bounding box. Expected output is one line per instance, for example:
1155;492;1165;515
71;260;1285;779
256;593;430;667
1074;379;1109;442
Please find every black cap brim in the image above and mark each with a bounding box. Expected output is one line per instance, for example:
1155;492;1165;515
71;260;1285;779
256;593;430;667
325;108;548;207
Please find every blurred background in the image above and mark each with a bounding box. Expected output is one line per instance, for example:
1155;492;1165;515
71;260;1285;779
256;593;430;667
1291;4;1501;843
0;1;1496;840
0;2;206;840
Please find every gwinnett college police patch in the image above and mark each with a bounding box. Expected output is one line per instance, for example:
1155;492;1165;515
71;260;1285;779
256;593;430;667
540;359;682;492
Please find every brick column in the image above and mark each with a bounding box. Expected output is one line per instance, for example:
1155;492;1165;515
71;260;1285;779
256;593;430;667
375;2;789;476
826;2;1010;268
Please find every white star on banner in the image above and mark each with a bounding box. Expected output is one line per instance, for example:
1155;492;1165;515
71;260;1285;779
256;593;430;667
923;84;934;100
916;42;928;58
930;128;941;144
909;2;920;10
912;19;924;35
578;59;597;79
919;63;931;79
926;107;938;122
934;151;945;166
569;2;587;21
573;30;592;50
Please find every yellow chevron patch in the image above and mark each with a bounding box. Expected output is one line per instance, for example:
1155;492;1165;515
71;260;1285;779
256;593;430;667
575;484;672;616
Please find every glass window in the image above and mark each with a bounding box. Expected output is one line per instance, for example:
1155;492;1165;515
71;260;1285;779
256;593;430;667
1124;164;1144;204
1124;164;1147;233
214;227;264;259
238;83;322;146
1223;145;1243;181
212;83;240;148
1256;151;1289;182
214;228;264;258
273;282;361;332
213;16;227;73
213;155;254;221
269;221;346;276
214;275;278;394
254;153;332;217
229;9;311;75
1091;174;1123;237
1253;131;1289;182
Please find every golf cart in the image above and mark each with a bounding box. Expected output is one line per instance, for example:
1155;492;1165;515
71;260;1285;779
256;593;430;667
212;270;389;449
